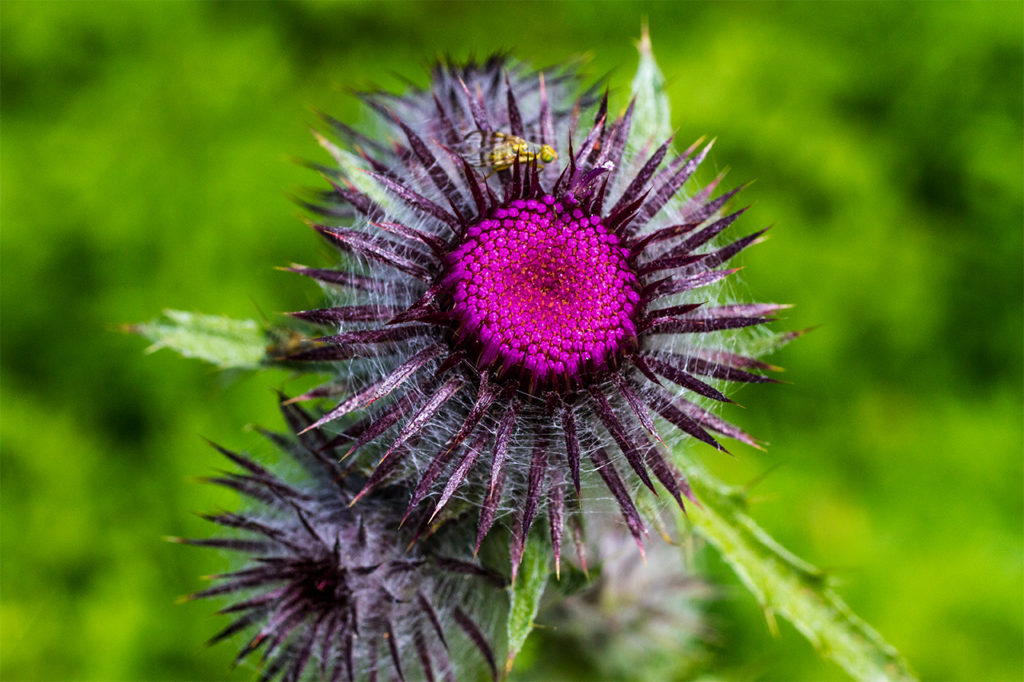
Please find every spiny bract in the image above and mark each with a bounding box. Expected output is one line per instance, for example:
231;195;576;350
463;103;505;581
284;51;789;574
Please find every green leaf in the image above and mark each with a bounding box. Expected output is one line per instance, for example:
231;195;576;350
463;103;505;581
672;450;918;681
505;530;551;677
630;24;672;144
130;310;267;370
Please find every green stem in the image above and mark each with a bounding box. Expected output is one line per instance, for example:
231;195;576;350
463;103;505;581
675;453;917;681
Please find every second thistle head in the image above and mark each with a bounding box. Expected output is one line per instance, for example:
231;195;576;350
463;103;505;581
175;401;502;681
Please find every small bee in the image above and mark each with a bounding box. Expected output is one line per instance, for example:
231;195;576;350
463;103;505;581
464;130;558;174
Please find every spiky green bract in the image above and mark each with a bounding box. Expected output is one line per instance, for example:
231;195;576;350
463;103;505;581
176;399;502;682
283;53;789;575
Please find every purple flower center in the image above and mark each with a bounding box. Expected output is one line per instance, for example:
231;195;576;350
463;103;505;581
445;196;640;385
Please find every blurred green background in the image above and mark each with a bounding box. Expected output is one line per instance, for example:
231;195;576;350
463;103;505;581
2;1;1021;680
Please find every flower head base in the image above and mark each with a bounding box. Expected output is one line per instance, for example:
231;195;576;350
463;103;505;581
285;54;792;573
445;196;639;389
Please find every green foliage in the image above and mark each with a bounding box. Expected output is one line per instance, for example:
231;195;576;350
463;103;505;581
505;530;551;677
131;311;267;370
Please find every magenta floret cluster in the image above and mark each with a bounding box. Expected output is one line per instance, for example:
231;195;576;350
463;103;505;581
444;196;640;383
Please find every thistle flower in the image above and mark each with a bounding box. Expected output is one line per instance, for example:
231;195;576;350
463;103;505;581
286;51;786;571
174;400;501;682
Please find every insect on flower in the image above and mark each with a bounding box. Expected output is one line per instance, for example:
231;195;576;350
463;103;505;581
285;49;795;576
463;129;559;175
